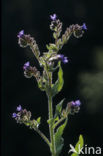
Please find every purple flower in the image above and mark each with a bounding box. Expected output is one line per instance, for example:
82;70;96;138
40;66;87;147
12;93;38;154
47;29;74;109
17;30;24;38
72;100;81;106
23;62;30;70
75;100;81;106
50;14;57;21
12;113;17;118
16;105;22;111
66;100;81;115
58;54;68;64
82;23;87;30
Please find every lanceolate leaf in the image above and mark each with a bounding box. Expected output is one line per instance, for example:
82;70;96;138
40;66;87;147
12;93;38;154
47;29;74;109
71;135;84;156
36;117;41;125
54;118;68;155
54;98;65;118
51;62;64;97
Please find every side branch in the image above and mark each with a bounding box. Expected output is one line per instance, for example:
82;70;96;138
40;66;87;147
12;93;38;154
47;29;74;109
34;127;51;147
53;117;66;129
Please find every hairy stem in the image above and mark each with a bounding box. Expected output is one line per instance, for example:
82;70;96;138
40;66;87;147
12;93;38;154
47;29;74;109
53;117;66;129
34;127;51;147
48;72;56;156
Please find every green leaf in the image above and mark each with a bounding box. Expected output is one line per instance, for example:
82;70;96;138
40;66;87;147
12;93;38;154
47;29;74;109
36;117;41;125
47;118;54;124
54;118;68;155
46;43;58;51
51;62;64;97
71;135;84;156
54;98;65;118
53;32;57;39
54;116;59;122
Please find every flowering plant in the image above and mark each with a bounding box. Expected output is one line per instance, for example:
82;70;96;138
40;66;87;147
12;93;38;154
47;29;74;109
13;14;87;156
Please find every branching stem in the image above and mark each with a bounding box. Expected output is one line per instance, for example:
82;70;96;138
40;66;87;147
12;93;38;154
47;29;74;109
34;127;51;147
47;72;56;156
53;117;66;129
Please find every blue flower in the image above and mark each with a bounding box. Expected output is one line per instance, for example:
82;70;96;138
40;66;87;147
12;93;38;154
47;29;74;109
17;30;24;38
82;23;87;30
23;62;30;70
72;100;81;106
16;105;22;111
58;54;68;64
50;14;57;21
12;113;17;118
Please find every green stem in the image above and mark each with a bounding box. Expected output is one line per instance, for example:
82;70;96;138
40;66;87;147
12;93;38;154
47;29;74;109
30;44;40;62
53;117;66;129
48;95;55;156
34;127;51;147
47;72;56;156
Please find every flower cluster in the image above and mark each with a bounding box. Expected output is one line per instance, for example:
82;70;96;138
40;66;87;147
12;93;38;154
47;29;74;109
12;105;31;124
49;14;87;52
17;30;40;59
50;14;62;39
66;100;81;115
12;105;40;129
72;23;87;38
23;62;40;80
17;30;32;48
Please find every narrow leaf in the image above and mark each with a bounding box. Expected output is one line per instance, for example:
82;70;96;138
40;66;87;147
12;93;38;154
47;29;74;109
53;32;57;39
54;118;68;155
36;117;41;124
54;98;65;118
71;135;84;156
51;62;64;97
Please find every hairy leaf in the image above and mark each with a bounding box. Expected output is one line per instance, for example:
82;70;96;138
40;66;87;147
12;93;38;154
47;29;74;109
51;62;64;97
54;98;65;118
54;118;68;155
